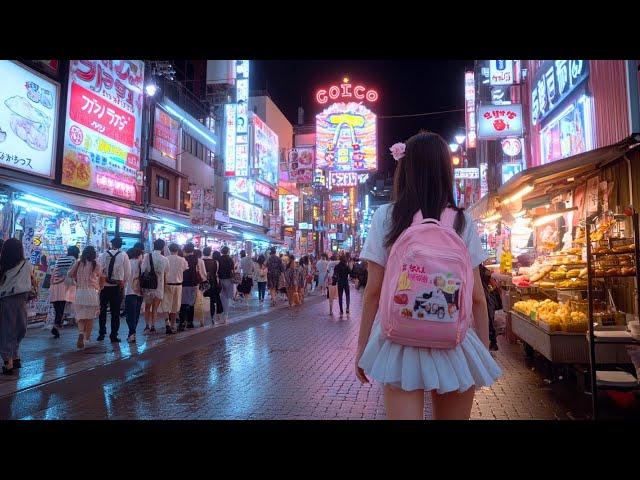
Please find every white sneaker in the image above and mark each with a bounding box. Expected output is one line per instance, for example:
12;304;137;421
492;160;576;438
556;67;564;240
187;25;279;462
127;333;136;343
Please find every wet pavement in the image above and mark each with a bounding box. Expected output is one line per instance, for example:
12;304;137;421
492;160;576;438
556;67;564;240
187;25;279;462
1;289;590;420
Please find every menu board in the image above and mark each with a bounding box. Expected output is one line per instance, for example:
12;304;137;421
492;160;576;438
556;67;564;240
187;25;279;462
62;60;144;203
0;61;60;178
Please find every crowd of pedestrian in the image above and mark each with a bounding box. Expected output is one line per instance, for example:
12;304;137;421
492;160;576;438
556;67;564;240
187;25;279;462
0;232;364;375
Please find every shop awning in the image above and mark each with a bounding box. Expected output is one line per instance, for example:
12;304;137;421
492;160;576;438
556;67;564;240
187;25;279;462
0;179;154;220
497;135;640;201
467;194;497;220
201;228;240;241
149;208;195;230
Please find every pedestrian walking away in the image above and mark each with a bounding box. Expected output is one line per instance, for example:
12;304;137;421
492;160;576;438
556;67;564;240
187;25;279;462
238;250;254;307
97;236;131;343
355;132;501;420
203;247;223;324
48;245;80;339
334;254;352;317
124;247;144;343
178;243;204;331
68;246;101;349
267;247;283;306
255;255;268;303
217;246;235;323
142;239;169;334
0;238;37;375
164;243;188;334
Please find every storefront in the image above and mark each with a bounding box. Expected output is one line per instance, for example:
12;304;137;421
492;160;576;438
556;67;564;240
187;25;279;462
479;136;640;371
0;180;151;321
524;60;631;168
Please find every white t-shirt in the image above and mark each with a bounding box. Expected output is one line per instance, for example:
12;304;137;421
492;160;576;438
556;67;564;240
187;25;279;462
141;251;169;292
99;249;131;284
166;254;189;284
361;204;487;269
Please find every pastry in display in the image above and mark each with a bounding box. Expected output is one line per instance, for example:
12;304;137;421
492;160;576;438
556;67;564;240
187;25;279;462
621;266;636;276
566;269;581;278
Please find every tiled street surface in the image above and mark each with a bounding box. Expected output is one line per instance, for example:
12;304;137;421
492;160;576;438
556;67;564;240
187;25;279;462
1;289;588;420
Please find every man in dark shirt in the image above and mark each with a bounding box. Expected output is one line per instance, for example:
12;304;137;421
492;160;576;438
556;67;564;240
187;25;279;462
267;247;283;306
333;254;351;317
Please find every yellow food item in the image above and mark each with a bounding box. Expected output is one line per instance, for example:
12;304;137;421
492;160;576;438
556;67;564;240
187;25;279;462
397;271;412;291
549;271;566;280
566;269;581;278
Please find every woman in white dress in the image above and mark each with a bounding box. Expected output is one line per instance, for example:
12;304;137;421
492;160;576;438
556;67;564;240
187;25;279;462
355;132;501;420
68;246;101;349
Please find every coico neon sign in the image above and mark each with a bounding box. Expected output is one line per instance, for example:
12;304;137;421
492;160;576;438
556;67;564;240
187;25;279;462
316;79;379;104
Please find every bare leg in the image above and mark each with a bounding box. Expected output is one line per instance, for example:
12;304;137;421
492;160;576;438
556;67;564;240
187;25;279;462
430;388;475;420
384;384;425;420
144;302;152;327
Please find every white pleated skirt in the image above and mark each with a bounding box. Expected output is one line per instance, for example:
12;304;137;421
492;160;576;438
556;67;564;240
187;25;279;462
358;318;502;394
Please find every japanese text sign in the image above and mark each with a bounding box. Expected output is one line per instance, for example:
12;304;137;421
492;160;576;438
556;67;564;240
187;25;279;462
0;61;60;178
477;104;523;139
531;60;589;125
62;60;144;203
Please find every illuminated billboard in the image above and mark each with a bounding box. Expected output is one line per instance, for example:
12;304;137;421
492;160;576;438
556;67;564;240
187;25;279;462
62;60;144;203
251;113;279;186
316;102;376;172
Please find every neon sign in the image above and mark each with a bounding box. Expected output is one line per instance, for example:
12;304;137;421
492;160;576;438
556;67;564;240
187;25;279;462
316;79;378;104
316;102;377;172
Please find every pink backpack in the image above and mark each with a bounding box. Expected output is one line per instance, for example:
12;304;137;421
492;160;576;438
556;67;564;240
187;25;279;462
380;208;474;349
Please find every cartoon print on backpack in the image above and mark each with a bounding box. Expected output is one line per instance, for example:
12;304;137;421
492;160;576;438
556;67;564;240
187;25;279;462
393;262;460;323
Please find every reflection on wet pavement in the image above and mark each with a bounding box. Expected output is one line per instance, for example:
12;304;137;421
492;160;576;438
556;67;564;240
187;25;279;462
3;289;586;420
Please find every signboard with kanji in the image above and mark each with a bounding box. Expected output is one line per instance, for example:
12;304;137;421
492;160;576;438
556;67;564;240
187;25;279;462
0;61;60;178
477;104;523;139
61;60;144;203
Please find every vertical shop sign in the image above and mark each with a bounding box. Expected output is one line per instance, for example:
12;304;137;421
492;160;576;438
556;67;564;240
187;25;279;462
480;163;488;198
586;176;599;215
465;72;476;149
235;60;249;176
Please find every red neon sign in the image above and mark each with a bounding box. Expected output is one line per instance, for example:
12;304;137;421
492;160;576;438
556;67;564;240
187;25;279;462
316;80;378;104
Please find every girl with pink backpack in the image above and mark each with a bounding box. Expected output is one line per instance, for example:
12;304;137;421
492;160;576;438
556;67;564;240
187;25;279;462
355;132;501;420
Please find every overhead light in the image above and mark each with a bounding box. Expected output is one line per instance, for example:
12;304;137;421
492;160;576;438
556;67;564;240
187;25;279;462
501;184;534;205
145;83;157;97
20;194;74;212
161;217;191;229
12;199;56;216
455;134;466;145
449;143;459;152
532;212;564;227
513;210;527;218
187;190;192;194
531;207;578;227
567;177;575;182
482;213;501;223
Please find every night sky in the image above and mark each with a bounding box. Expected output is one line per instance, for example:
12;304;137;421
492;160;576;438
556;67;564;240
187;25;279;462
252;60;473;175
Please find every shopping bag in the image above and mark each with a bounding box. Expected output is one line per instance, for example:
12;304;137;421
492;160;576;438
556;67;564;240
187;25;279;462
328;285;338;300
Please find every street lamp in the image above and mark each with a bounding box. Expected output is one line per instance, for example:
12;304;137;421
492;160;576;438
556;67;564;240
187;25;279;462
454;133;466;145
145;81;157;97
449;143;459;153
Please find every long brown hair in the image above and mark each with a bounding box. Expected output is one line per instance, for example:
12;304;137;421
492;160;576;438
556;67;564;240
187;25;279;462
80;246;98;272
385;131;465;248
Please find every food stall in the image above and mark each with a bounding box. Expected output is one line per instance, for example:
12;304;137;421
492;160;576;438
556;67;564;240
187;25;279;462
478;136;640;365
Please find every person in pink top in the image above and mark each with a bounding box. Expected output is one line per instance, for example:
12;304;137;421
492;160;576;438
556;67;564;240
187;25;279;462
68;246;101;349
